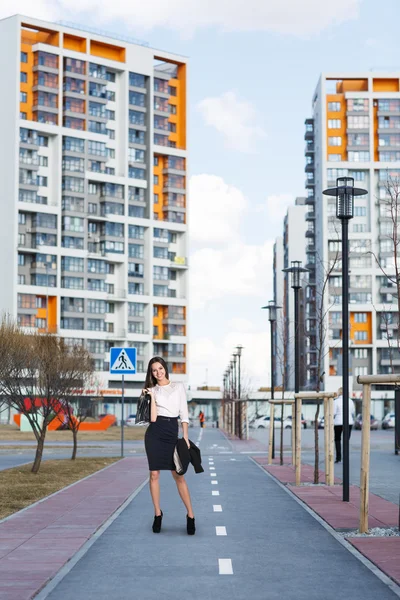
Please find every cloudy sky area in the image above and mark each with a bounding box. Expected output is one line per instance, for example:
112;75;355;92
2;0;400;389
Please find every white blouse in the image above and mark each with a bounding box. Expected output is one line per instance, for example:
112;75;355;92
153;382;189;423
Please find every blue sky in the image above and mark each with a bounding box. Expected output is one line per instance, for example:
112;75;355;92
4;0;400;389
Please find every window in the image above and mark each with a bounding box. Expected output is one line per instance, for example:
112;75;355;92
62;236;84;249
128;262;144;277
169;104;177;114
347;99;368;112
129;72;146;87
153;266;169;281
128;282;144;295
380;151;400;161
128;321;145;334
129;91;145;107
107;148;115;159
35;71;58;88
32;213;57;228
328;137;342;146
378;99;400;112
20;91;27;103
354;348;368;359
18;274;25;285
87;300;107;314
64;97;85;113
64;57;85;75
62;216;84;232
61;297;84;313
21;51;28;63
378;116;400;129
129;129;145;145
348;133;369;146
107;129;115;140
88;120;106;134
31;274;56;287
154;78;169;93
128;148;145;163
354;366;368;376
18;233;25;246
88;259;106;274
348;151;370;162
169;86;177;96
87;340;106;354
354;331;368;341
63;136;85;153
62;177;84;193
129;205;145;218
354;207;367;216
129;167;146;180
101;202;124;216
128;303;145;317
20;71;27;83
129;225;145;239
168;122;177;133
154;96;169;112
353;223;368;232
64;77;85;94
154;115;168;131
154;134;168;146
61;256;84;272
354;313;367;323
62;156;84;172
20;112;27;120
328;119;341;129
18;253;25;266
129;244;144;259
18;212;26;224
61;318;84;330
63;116;85;132
154;284;168;297
328;154;342;162
18;294;36;309
88;279;106;292
348;115;369;129
328;102;341;111
106;90;116;102
154;175;159;185
61;277;84;290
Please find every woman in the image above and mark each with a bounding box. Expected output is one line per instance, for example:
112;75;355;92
143;356;195;535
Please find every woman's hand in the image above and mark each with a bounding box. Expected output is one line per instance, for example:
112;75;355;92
184;437;190;449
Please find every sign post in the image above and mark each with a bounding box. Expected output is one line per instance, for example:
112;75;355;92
109;347;137;458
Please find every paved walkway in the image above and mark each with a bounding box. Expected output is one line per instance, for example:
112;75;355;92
0;428;399;600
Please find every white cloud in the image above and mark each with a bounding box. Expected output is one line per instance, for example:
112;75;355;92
190;240;274;310
189;174;247;244
1;0;362;37
197;92;265;153
256;193;295;224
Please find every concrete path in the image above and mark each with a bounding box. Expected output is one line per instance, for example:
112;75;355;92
40;428;397;600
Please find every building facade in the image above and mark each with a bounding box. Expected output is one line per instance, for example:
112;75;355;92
0;15;188;397
305;73;400;401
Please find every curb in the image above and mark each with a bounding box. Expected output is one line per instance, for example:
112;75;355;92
249;456;400;598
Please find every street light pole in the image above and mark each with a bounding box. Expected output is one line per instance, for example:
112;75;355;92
235;345;243;438
282;261;308;447
262;301;281;459
323;177;367;502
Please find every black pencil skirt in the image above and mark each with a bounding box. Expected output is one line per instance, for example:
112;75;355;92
145;416;179;471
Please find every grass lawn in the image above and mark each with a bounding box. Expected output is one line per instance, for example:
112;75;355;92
0;424;146;442
0;457;120;520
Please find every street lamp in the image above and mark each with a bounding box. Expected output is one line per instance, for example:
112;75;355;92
233;345;244;438
323;176;367;502
262;301;281;458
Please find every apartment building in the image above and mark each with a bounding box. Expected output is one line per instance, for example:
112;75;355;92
0;15;188;396
273;198;307;390
304;73;400;403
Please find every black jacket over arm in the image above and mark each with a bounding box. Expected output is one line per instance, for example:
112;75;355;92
174;439;204;475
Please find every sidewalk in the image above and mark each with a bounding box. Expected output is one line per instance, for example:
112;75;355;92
0;457;149;600
0;428;399;600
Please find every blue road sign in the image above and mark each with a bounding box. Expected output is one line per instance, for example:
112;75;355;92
109;347;137;374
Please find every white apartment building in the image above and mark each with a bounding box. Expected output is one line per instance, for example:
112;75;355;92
305;73;400;410
0;15;189;400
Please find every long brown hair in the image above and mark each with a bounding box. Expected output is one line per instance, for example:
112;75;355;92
145;356;169;388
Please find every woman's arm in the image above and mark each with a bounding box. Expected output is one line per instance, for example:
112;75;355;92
182;422;190;447
143;388;157;422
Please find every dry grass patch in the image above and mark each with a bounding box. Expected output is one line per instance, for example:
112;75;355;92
0;424;146;442
0;457;120;520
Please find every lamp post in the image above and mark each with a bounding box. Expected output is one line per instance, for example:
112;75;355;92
323;177;367;502
234;345;243;438
262;301;281;458
230;359;235;435
282;261;308;444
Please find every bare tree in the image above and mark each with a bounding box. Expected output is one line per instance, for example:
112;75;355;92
306;247;340;483
275;314;295;465
0;318;93;473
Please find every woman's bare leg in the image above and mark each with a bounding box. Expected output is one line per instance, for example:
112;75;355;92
149;470;161;515
171;471;194;518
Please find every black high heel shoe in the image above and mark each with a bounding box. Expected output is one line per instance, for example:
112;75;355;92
187;515;196;535
152;510;163;533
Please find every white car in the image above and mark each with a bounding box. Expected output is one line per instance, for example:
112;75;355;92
253;416;282;429
382;413;395;429
126;414;138;426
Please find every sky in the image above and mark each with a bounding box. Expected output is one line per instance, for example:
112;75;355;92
2;0;400;390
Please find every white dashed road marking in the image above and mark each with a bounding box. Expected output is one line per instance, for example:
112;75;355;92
209;467;215;470
212;491;220;496
219;559;233;575
216;526;227;536
213;505;222;512
210;473;217;477
211;481;218;485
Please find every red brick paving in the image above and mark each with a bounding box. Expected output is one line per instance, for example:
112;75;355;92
0;457;148;600
253;455;400;589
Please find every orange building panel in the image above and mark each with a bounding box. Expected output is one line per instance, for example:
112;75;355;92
373;78;400;92
326;94;347;161
90;40;125;63
350;312;372;344
63;33;87;53
336;79;368;93
21;24;59;46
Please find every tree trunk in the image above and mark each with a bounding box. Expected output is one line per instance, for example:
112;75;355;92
31;429;46;473
71;427;78;460
280;404;284;466
314;403;320;484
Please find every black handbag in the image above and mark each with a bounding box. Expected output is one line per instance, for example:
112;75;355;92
135;392;151;425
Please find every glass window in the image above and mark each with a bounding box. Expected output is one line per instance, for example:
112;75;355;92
129;91;145;107
129;129;145;145
347;98;368;112
62;236;84;249
64;77;85;94
129;243;144;259
154;97;169;112
21;51;28;63
154;78;169;93
64;57;85;75
61;256;84;272
34;51;58;69
128;262;144;277
20;72;27;83
20;91;27;103
328;136;342;146
61;317;84;330
328;102;341;111
128;302;145;317
63;136;85;153
154;134;168;146
129;167;146;180
129;205;145;218
88;120;106;134
35;71;58;88
64;97;85;113
128;282;144;295
87;300;107;314
328;119;341;129
89;82;107;98
348;151;370;162
34;112;57;125
348;115;369;129
348;133;369;146
62;216;84;232
62;176;84;193
128;148;145;163
129;72;146;87
378;99;400;112
62;156;84;172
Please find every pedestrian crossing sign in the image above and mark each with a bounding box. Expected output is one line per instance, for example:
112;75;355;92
109;347;137;374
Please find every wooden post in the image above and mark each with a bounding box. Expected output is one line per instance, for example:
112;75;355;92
291;403;296;465
324;397;329;484
295;398;302;486
360;383;371;533
268;402;275;465
328;397;334;486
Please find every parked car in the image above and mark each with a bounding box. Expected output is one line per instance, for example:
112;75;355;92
253;416;282;429
283;415;307;429
126;414;137;426
354;413;379;430
382;413;396;429
318;416;324;429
